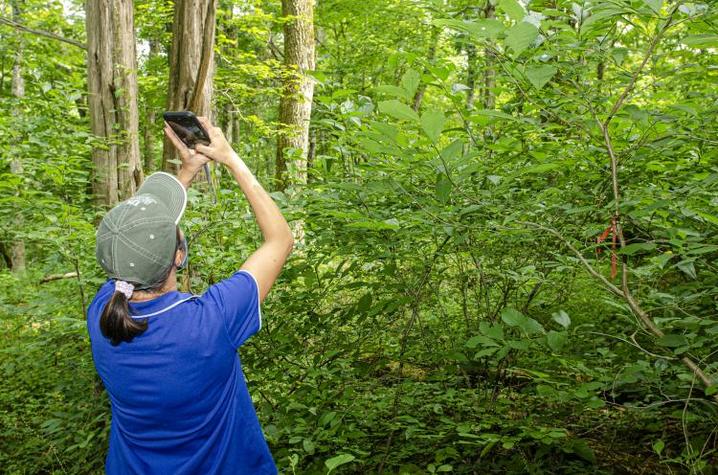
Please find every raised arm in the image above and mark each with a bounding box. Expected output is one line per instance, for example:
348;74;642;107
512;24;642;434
195;117;293;302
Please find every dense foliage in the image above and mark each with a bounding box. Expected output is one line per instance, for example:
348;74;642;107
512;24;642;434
2;0;718;473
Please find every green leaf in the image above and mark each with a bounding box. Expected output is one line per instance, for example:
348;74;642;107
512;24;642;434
675;260;697;279
551;310;571;329
501;307;544;335
546;331;567;352
525;65;557;90
498;0;525;21
523;163;560;174
643;0;662;13
378;100;420;122
581;6;626;32
682;35;718;48
618;242;656;255
374;85;410;100
436;173;452;203
325;454;356;473
705;385;718;396
303;438;315;454
505;22;538;57
501;307;524;327
401;69;421;99
565;439;596;463
480;322;505;340
421;110;446;143
652;440;665;455
440;140;463;160
471;109;517;121
657;334;688;348
469;19;505;39
465;335;500;349
433;18;504;39
346;219;400;231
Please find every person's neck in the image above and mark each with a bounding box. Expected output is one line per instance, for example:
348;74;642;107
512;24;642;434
130;276;178;302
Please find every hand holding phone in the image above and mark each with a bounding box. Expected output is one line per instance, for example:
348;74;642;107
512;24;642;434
163;111;211;149
163;111;216;201
163;119;210;174
193;116;238;166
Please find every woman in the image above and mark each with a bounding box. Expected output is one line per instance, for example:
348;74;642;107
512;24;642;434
87;117;293;474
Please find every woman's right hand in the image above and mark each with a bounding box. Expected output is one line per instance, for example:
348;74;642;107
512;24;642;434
195;116;238;166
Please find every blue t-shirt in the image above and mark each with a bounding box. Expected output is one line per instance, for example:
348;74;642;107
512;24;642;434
87;270;277;475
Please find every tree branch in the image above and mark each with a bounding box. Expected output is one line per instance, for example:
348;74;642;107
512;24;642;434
517;221;624;298
603;5;680;126
519;222;715;393
0;16;86;50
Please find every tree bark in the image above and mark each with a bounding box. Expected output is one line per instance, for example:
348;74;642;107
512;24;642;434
143;40;160;173
143;106;156;173
161;0;216;174
85;0;143;206
275;0;316;191
9;0;25;272
481;1;496;110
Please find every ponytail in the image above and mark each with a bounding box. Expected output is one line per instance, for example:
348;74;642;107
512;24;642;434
99;226;181;345
100;290;148;346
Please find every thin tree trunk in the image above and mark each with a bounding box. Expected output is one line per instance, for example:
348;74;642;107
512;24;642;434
143;40;160;173
275;0;316;191
161;0;216;174
412;26;440;112
143;106;156;173
85;0;143;206
224;102;235;146
307;129;316;183
481;2;496;110
9;0;25;272
465;42;477;110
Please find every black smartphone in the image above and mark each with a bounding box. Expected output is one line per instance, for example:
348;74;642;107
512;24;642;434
163;111;215;201
163;111;211;149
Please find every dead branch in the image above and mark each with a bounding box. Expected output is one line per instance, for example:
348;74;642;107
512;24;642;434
0;16;86;50
39;272;79;283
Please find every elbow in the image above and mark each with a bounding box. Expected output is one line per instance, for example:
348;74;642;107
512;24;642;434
280;223;294;255
285;232;295;255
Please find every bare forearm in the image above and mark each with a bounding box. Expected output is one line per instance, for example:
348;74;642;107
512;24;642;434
227;153;293;246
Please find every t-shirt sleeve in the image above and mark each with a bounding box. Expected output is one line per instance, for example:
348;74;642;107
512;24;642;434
202;270;261;348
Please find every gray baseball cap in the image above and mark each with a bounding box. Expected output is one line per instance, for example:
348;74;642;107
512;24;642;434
95;172;187;288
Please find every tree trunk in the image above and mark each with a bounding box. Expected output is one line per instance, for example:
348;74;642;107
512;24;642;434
275;0;316;191
143;40;160;173
85;0;143;207
481;2;496;110
10;0;25;272
465;42;477;110
224;102;235;146
161;0;216;174
143;106;156;173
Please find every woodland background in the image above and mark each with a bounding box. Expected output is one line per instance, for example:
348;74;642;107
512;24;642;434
1;0;718;473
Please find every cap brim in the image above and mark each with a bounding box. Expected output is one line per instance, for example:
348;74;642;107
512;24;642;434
137;172;187;224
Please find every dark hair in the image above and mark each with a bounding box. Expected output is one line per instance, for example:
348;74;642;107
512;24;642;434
100;227;182;346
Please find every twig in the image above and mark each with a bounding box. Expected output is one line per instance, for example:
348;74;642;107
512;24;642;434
0;16;86;49
39;272;79;283
517;221;623;297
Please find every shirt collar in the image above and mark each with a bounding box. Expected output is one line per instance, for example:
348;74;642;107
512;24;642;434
128;290;189;315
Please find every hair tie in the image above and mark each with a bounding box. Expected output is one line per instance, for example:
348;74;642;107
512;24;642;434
115;280;135;299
